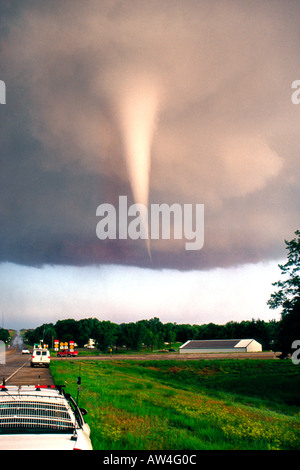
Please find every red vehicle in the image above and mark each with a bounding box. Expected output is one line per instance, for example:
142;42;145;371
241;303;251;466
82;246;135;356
56;349;78;357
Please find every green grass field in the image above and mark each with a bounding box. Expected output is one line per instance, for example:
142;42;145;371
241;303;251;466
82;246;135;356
50;359;300;450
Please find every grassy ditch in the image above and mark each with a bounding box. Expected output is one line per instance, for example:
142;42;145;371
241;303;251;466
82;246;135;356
50;359;300;450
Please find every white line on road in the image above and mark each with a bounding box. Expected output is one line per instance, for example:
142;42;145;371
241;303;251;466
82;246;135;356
5;359;31;383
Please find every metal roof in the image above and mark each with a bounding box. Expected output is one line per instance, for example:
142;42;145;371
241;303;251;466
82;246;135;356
179;339;253;349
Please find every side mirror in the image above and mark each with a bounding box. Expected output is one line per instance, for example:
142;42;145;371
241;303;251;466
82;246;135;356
80;407;88;416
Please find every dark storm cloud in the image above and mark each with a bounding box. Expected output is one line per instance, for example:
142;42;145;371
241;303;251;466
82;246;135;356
0;0;300;270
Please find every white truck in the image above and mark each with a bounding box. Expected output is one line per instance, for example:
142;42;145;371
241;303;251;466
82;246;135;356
0;385;92;450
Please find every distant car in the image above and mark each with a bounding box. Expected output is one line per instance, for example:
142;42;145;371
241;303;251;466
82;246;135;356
31;348;50;367
57;349;78;357
0;385;92;450
21;348;30;354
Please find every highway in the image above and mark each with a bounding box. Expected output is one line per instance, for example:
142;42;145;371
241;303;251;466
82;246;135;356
1;332;53;386
52;351;279;361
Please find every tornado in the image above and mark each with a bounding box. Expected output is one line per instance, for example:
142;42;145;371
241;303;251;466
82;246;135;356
118;77;160;257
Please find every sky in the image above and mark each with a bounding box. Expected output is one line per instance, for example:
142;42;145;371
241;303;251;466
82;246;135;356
0;0;299;329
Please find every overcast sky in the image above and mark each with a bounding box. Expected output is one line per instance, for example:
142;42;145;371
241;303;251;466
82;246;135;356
0;0;299;329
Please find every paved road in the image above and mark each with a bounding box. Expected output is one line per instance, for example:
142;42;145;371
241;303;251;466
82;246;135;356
52;351;279;361
1;332;53;386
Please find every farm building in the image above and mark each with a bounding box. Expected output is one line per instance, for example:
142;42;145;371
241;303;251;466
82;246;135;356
179;339;262;354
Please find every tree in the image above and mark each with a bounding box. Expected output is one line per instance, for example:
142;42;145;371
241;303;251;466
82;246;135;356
174;324;196;342
267;230;300;315
119;322;146;350
42;324;56;347
197;323;223;340
94;321;119;352
275;302;300;358
55;319;78;342
163;322;176;344
76;318;100;347
0;328;9;343
25;323;56;346
268;230;300;357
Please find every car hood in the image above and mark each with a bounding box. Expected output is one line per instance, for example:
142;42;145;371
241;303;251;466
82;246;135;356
0;433;78;450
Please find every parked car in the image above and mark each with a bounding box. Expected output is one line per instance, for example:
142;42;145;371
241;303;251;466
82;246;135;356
57;349;78;357
21;348;30;354
0;385;92;450
30;348;50;367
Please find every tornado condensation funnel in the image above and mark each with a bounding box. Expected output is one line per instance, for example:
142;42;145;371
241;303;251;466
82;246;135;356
118;78;159;257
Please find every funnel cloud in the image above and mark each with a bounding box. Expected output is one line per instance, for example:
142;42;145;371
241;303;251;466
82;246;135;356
117;74;161;255
118;75;160;207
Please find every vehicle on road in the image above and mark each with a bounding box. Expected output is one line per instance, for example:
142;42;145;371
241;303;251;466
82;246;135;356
31;348;50;367
57;349;78;357
21;348;30;354
0;385;92;450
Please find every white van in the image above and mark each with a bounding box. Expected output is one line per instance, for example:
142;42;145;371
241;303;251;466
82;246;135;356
0;385;92;450
30;348;50;368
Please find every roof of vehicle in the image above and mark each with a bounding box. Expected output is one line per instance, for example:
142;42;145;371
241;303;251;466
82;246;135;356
0;385;77;433
0;385;92;450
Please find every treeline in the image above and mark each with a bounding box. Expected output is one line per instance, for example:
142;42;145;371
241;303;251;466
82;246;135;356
24;317;279;352
0;328;10;343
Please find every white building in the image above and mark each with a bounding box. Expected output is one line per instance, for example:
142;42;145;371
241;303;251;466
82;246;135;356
179;339;262;354
84;338;96;349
